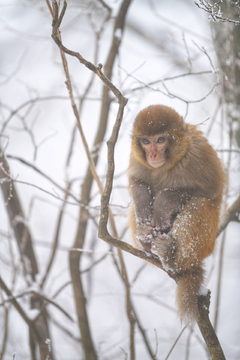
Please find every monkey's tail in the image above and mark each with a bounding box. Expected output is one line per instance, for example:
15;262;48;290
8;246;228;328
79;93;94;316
176;265;205;323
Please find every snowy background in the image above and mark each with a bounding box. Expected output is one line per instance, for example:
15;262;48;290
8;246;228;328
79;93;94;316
0;0;239;359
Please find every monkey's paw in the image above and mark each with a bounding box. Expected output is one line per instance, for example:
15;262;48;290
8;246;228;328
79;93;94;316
135;223;154;253
151;234;176;272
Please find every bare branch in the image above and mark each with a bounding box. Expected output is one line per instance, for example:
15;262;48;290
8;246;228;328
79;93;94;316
197;292;226;360
51;1;126;103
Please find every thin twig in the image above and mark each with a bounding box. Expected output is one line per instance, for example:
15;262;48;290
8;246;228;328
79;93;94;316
40;183;71;289
6;155;80;203
165;325;188;360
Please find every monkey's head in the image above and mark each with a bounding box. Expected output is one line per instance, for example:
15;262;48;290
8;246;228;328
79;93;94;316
131;105;189;169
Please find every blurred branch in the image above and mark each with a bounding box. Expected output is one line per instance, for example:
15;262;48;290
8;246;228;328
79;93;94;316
127;21;187;70
0;277;53;360
50;316;81;343
149;0;210;41
165;325;188;360
216;149;240;154
210;3;240;337
214;194;240;331
218;194;240;235
0;277;35;331
118;250;136;359
0;289;73;322
110;249;158;359
0;96;70;136
124;70;213;95
4;178;81;207
214;229;226;332
7;155;80;203
40;183;71;289
51;250;109;299
0;160;84;208
0;306;8;360
195;0;240;24
0;149;38;280
1;137;55;360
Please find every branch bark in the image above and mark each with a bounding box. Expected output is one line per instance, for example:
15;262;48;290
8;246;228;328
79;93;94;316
197;292;226;360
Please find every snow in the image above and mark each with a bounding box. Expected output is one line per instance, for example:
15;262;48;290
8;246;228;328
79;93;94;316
114;28;122;40
198;285;209;296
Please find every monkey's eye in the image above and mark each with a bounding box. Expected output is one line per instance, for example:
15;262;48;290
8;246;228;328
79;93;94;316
141;138;150;145
157;137;165;143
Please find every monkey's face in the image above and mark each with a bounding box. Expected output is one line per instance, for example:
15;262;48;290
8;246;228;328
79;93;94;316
131;105;188;169
139;134;168;168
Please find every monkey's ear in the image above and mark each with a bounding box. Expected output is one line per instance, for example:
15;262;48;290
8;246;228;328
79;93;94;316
179;116;187;131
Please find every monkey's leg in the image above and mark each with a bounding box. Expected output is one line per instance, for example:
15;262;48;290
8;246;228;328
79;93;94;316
151;196;219;271
152;189;189;233
170;196;219;270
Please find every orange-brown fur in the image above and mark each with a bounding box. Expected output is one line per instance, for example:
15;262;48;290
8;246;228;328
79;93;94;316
128;105;226;322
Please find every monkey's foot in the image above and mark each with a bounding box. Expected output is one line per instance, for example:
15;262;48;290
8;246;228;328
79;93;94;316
151;234;176;272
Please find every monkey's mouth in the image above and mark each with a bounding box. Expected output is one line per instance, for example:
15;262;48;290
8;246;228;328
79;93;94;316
149;159;165;168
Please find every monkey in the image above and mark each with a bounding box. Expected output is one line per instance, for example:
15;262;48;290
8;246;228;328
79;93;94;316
128;105;226;323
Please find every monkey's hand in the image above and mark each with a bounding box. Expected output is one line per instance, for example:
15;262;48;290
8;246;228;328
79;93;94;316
135;223;154;253
151;234;176;272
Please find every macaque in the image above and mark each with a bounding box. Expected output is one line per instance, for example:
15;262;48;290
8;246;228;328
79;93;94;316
128;105;226;322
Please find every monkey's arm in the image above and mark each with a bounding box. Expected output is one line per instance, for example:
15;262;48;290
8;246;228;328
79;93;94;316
152;189;190;233
129;180;153;223
129;180;154;251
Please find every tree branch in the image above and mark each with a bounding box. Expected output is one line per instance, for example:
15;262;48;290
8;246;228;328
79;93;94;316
218;194;240;235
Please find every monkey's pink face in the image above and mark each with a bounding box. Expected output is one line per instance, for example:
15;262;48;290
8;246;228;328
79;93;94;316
139;134;168;168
